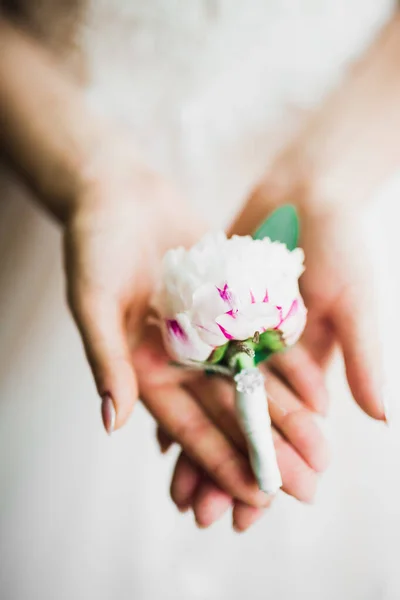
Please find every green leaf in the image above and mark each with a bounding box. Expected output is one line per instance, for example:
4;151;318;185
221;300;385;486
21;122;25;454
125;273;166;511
208;343;229;364
253;205;299;250
250;205;300;367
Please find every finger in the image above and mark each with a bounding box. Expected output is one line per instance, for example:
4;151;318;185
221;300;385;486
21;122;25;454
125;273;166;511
156;426;174;454
273;429;318;503
69;291;138;432
185;376;245;450
192;477;232;528
142;384;270;508
332;288;385;421
232;502;267;533
269;345;329;416
266;371;331;473
170;452;202;512
301;315;336;368
189;418;319;505
189;372;330;473
189;375;322;502
132;324;205;388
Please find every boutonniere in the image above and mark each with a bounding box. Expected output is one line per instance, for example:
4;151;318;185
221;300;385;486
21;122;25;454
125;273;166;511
154;206;306;494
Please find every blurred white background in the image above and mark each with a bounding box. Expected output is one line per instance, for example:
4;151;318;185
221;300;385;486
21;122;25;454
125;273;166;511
0;1;399;598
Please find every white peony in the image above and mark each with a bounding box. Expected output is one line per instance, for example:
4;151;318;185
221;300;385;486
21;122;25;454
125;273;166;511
154;232;307;363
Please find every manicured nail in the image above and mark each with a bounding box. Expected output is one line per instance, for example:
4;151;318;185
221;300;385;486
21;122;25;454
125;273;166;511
382;385;391;426
157;432;172;454
195;519;208;529
156;437;167;454
101;394;116;435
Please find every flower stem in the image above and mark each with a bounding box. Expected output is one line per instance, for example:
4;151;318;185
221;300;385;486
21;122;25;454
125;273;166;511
235;351;256;372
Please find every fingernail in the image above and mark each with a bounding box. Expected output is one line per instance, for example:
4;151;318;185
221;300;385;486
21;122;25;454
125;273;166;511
177;504;190;514
157;438;167;453
382;386;391;427
232;522;244;533
256;490;274;508
101;394;116;435
302;496;315;506
320;398;329;418
157;435;171;454
195;519;208;529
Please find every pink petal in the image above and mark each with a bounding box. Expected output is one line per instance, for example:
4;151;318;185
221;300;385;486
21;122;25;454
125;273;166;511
216;304;279;341
162;315;213;362
277;297;307;346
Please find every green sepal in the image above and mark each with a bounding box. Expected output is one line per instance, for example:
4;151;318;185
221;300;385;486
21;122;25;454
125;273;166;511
258;330;285;352
234;351;256;372
253;205;299;250
208;343;229;364
253;332;285;365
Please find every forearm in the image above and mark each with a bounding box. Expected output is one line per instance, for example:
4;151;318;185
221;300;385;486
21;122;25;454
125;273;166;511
297;11;400;206
234;12;400;232
0;18;104;221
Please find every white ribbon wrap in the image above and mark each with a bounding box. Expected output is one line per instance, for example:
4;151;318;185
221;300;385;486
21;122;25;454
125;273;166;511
234;368;282;494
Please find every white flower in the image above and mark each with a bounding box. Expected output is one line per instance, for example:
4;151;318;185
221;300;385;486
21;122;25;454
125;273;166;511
154;232;307;362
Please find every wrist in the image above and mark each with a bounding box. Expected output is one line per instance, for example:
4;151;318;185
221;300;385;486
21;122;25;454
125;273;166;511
52;125;149;225
67;140;206;250
0;20;125;225
38;120;116;224
230;153;352;237
256;150;359;219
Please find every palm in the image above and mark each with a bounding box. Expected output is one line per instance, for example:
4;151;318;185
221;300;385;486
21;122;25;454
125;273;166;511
135;322;330;510
295;204;380;423
64;164;205;430
295;207;350;368
65;173;198;326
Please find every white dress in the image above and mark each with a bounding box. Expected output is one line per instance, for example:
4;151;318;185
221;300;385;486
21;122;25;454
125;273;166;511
0;2;399;599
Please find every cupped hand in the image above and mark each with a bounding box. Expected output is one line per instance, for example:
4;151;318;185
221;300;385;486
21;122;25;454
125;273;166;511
62;145;328;521
134;326;330;515
63;151;203;432
164;173;386;532
233;179;386;422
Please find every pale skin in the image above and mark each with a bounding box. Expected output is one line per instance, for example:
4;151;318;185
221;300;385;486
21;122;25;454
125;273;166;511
1;12;398;531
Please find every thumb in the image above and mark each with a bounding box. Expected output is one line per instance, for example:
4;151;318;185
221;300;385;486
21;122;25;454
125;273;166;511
332;284;386;422
69;291;138;434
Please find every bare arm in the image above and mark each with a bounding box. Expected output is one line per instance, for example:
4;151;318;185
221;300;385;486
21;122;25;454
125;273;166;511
0;17;104;220
233;11;400;232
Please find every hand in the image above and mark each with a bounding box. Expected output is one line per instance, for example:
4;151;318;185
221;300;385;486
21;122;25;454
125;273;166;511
233;176;386;423
63;149;202;432
57;140;329;518
23;118;329;518
146;187;338;529
164;168;386;532
134;325;330;515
